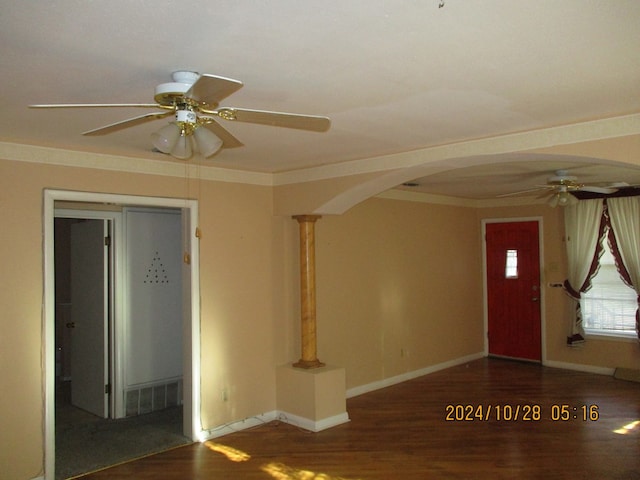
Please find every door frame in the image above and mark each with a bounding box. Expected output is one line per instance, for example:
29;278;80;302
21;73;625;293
481;217;546;363
43;190;202;480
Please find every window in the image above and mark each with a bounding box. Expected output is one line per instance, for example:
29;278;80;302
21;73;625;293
581;242;638;336
505;249;518;278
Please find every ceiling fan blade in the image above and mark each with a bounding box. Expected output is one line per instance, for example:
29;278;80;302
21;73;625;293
30;103;161;109
188;74;244;106
536;190;555;199
579;185;618;194
218;107;331;132
82;111;172;136
200;119;244;149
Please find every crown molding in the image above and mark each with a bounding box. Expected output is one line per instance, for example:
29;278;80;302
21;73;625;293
0;141;273;186
376;189;478;207
376;189;545;208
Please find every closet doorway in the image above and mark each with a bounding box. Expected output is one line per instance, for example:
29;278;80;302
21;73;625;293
44;190;201;480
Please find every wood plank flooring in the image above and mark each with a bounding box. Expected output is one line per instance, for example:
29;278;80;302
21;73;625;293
77;358;640;479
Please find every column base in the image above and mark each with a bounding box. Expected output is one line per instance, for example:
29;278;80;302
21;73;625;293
276;363;349;432
292;358;326;369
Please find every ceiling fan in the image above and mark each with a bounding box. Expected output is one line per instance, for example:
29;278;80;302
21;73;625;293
29;71;331;159
501;169;628;207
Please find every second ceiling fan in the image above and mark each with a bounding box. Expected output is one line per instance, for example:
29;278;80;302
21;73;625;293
502;170;629;207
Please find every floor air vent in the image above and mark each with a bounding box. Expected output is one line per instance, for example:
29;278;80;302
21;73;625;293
125;379;182;417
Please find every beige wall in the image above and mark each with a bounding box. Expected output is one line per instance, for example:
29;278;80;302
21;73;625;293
0;158;283;479
477;203;640;370
315;197;485;389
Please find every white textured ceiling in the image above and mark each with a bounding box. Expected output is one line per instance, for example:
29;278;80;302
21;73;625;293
1;1;639;198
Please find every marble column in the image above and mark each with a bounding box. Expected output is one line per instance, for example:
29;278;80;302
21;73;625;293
292;215;325;369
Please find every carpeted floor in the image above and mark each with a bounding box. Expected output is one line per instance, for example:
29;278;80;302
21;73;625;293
55;402;192;479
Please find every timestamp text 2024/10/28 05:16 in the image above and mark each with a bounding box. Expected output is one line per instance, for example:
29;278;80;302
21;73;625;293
445;404;600;422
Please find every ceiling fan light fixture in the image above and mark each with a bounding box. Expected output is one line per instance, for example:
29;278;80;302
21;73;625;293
193;125;223;157
563;192;579;206
548;191;578;207
152;119;222;160
170;132;193;160
151;122;180;154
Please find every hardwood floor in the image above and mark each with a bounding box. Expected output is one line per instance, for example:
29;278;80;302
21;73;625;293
77;358;640;479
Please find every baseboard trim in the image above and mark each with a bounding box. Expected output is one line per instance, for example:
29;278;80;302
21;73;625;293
543;359;615;376
199;409;351;440
277;411;350;433
614;367;640;383
199;411;278;441
346;351;485;399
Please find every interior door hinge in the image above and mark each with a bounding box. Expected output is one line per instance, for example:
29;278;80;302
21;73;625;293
105;383;111;395
104;235;111;247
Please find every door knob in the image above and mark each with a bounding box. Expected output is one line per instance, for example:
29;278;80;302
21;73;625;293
532;297;539;302
66;322;75;329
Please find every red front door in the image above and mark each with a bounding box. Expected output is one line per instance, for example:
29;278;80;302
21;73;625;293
486;221;541;361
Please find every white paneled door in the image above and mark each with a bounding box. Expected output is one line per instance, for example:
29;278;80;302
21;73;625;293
69;219;110;417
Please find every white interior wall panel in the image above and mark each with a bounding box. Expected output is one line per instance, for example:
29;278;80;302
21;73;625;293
124;208;183;388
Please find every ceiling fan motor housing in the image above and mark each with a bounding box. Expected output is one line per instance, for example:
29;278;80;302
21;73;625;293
154;71;200;105
171;71;199;83
176;109;197;124
548;170;578;185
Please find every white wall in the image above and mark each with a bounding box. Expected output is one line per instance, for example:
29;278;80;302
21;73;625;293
123;208;183;412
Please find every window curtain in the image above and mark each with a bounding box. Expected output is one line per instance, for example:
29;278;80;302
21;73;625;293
606;196;640;340
563;198;606;345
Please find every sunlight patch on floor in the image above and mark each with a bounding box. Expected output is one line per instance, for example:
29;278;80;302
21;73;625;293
613;420;640;435
204;441;251;461
262;462;360;480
